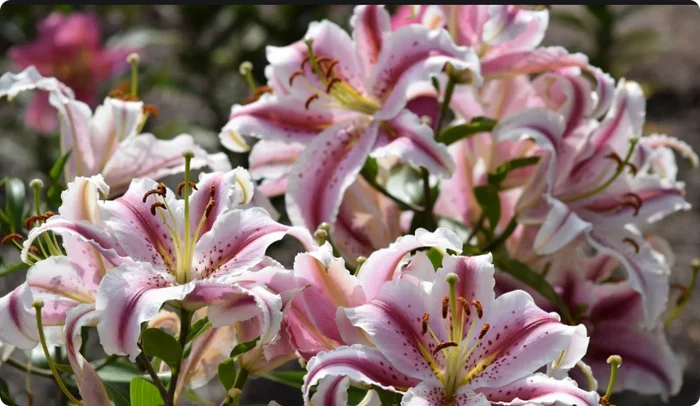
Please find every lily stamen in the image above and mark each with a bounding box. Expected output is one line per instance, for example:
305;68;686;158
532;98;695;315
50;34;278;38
288;71;305;87
472;300;483;319
433;341;458;355
149;201;166;216
622;237;640;253
177;181;198;196
305;94;320;110
1;233;23;246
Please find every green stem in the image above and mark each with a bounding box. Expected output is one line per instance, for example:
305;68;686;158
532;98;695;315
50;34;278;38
466;213;486;245
665;260;700;328
421;168;437;231
136;352;169;402
232;368;249;406
3;357;55;378
167;308;192;405
435;78;456;136
359;169;423;212
32;301;83;406
482;217;518;253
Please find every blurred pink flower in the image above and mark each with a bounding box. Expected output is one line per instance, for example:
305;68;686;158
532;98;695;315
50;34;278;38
8;12;133;134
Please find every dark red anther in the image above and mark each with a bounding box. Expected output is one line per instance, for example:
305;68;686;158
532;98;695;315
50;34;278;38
24;215;46;230
421;312;430;335
472;300;483;319
432;341;458;355
305;94;320;110
177;181;198;196
288;71;305;87
441;296;449;319
622;237;640;253
479;323;490;340
143;105;159;117
325;78;341;94
324;60;339;80
1;233;23;246
457;297;471;317
204;200;216;218
150;202;166;216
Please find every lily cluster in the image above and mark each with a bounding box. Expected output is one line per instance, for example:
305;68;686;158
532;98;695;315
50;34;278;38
0;5;695;406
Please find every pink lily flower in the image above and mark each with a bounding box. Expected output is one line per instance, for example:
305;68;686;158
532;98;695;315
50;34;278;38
390;5;604;83
0;67;230;196
493;75;691;325
266;228;463;360
303;252;597;405
22;165;313;361
500;240;683;400
219;5;481;232
250;141;402;264
0;175;116;405
8;12;132;134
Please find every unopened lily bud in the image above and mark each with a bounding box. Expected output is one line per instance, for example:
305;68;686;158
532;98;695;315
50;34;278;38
442;62;475;85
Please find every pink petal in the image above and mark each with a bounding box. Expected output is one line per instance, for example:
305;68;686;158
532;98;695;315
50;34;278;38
95;263;194;360
303;345;417;404
25;91;59;134
64;304;111;406
344;280;445;381
370;25;481;120
533;198;592;255
237;317;297;375
585;228;670;326
89;97;145;172
286;117;379;231
466;290;588;389
189;168;255;236
586;321;682;399
432;254;496;310
58;98;100;178
372;110;455;177
478;373;599;405
358;227;462;300
248;140;305;197
26;256;98;326
403;382;489;406
192;207;314;279
219;94;341;152
333;177;402;262
101;178;181;270
481;47;588;79
351;5;392;73
390;6;425;30
102;134;227;196
0;284;40;350
266;20;366;100
482;5;548;51
311;375;351;406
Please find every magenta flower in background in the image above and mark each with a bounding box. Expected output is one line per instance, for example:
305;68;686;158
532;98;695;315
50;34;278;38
8;11;133;134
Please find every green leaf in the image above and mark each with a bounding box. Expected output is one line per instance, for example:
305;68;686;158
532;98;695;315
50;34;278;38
426;248;443;270
186;317;211;342
262;370;305;389
473;184;501;229
104;382;130;406
141;328;182;369
487;156;540;186
130;377;164;406
0;377;18;406
493;257;575;324
46;183;67;209
4;178;26;233
436;117;496;146
229;336;260;358
360;157;379;182
218;358;237;391
0;261;29;278
49;149;72;181
95;361;146;383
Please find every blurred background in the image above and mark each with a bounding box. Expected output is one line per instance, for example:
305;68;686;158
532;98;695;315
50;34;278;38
0;4;699;405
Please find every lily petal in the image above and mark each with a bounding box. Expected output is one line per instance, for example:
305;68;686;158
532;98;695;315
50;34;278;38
465;290;588;389
433;254;496;310
372;110;455;177
219;94;339;152
311;375;351;406
189;167;255;235
351;5;392;74
64;303;111;406
358;227;462;300
0;284;39;350
481;47;588;79
303;345;417;404
585;227;670;326
248;140;305;197
371;25;481;120
95;262;194;360
402;381;489;406
482;5;548;50
286;117;378;231
533;198;592;255
102;133;226;196
477;373;599;406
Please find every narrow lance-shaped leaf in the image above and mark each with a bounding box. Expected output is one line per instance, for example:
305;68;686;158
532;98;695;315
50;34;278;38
49;149;72;181
0;378;18;406
474;184;501;230
487;156;540;185
493;256;575;324
436;117;496;146
229;336;260;358
4;178;25;233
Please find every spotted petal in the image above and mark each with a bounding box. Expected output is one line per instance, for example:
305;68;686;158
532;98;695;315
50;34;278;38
352;5;392;73
402;381;489;406
477;373;599;405
189;167;255;235
286;117;379;231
